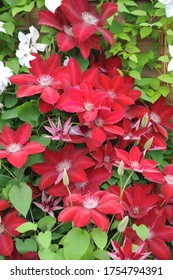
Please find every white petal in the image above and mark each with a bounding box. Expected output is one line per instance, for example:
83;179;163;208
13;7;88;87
29;26;39;44
45;0;62;13
169;45;173;57
0;21;6;33
158;0;172;4
35;43;47;52
166;3;173;17
168;58;173;71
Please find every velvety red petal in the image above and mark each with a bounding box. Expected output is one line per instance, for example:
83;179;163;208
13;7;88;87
0;199;10;211
67;58;82;85
129;146;141;162
163;164;173;175
38;10;63;30
92;127;106;146
41;87;60;104
72;22;96;43
39;99;54;113
16;85;42;98
58;206;81;223
99;2;118;25
15;123;31;145
73;208;91;227
149;239;171;260
61;2;82;23
96;26;114;45
142;170;165;184
0;150;9;159
91;209;109;231
29;53;45;77
7;150;28;168
39;172;59;190
69;168;88;183
0;233;14;256
10;74;37;85
23;142;45;154
97;200;124;215
45;54;61;74
0;125;15;146
56;33;77;52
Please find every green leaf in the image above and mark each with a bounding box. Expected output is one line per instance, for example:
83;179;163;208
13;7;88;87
140;27;152;39
2;107;19;119
16;238;37;255
159;86;170;97
129;70;141;80
3;0;21;6
157;55;169;63
17;102;40;125
158;74;173;84
149;78;160;90
38;248;54;260
131;10;147;16
4;94;18;108
132;224;148;241
3;22;14;36
37;216;56;231
9;183;32;217
91;228;107;250
93;249;110;260
129;54;138;63
36;0;44;8
6;58;19;74
38;231;52;249
63;228;90;260
16;222;37;233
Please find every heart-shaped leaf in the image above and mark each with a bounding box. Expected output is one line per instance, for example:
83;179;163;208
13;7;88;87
38;231;52;249
16;238;37;255
132;224;148;241
9;183;32;217
91;228;107;250
16;222;37;233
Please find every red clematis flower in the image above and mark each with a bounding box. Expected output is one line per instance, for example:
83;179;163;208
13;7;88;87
0;124;45;168
91;141;117;173
10;53;67;106
109;237;150;260
61;81;107;123
39;9;100;58
31;143;95;191
61;0;118;44
160;164;173;203
58;190;124;231
123;185;158;219
134;209;173;260
115;145;164;183
0;199;10;211
0;210;26;256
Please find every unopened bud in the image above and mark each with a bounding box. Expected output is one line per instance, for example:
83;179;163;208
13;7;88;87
141;113;149;128
63;169;69;186
117;216;129;233
117;160;124;176
144;136;154;150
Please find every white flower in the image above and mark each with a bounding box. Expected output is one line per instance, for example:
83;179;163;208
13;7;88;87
168;45;173;71
158;0;173;18
16;26;47;67
45;0;62;13
0;61;13;94
0;21;6;33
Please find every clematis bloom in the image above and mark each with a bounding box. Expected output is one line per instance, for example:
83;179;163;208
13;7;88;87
0;123;45;168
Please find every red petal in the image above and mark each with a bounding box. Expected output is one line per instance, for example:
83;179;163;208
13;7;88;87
39;99;54;113
16;85;42;98
96;26;114;45
45;54;61;74
0;150;9;159
92;127;106;146
0;199;10;211
41;87;60;104
67;58;82;85
91;209;109;231
129;146;141;162
56;33;77;52
7;151;28;168
39;172;59;190
163;164;173;175
10;74;37;85
23;142;45;154
143;170;165;184
29;53;45;77
39;10;63;30
149;239;171;260
15;123;31;145
61;2;81;23
0;233;13;256
58;206;81;222
73;208;91;227
72;22;96;43
99;2;118;25
0;125;15;146
69;168;88;183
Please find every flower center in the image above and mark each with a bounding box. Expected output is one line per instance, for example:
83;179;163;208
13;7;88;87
107;90;116;99
104;156;110;163
6;143;21;153
95;118;104;127
56;160;71;172
130;161;139;169
147;227;155;240
133;206;139;215
81;12;99;25
38;74;54;87
83;196;99;209
64;25;74;37
150;112;161;124
83;101;94;112
164;175;173;185
75;182;88;190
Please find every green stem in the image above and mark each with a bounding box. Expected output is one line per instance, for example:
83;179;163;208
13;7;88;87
120;171;134;198
1;163;17;180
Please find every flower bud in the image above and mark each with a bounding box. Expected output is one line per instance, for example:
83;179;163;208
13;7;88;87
117;216;129;233
141;113;149;128
63;169;69;186
144;136;154;151
117;160;124;176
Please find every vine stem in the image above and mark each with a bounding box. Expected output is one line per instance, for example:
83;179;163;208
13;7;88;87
1;163;16;180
